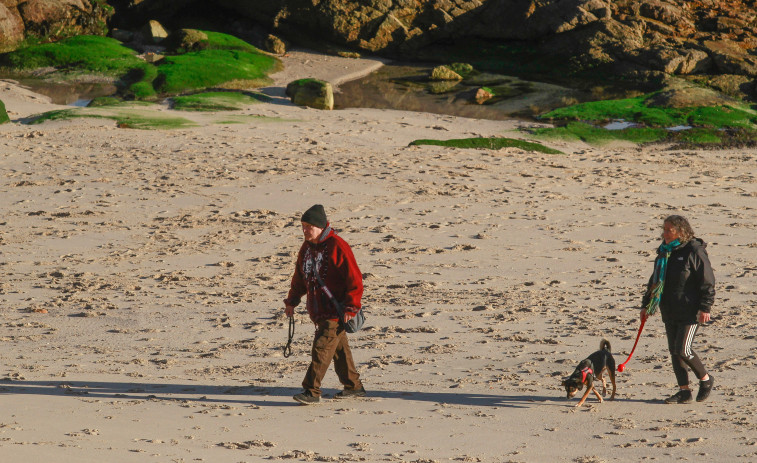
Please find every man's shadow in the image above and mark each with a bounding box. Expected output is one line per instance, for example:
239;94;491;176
0;380;657;407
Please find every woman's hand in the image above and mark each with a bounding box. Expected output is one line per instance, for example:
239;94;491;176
285;304;295;317
639;308;649;321
697;310;711;324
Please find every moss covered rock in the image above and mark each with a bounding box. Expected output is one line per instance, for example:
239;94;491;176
286;78;334;110
474;87;494;104
264;34;287;55
449;63;474;77
164;29;209;53
0;99;10;124
645;80;737;108
430;65;462;81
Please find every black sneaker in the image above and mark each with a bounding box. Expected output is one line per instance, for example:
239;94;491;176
696;375;714;402
334;387;366;399
664;389;693;404
293;391;320;405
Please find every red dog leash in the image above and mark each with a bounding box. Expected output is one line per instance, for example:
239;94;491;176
618;314;647;372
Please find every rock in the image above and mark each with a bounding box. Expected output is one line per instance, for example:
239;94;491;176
430;65;462;81
164;29;208;52
2;0;112;51
264;34;287;54
474;87;494;104
337;51;361;59
638;46;712;75
286;79;334;110
708;74;756;100
0;99;9;124
542;18;644;73
141;20;169;44
637;0;695;31
0;4;25;52
703;40;757;77
142;52;164;63
645;79;737;108
714;16;749;34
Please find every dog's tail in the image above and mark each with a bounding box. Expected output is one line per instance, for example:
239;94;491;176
600;339;611;352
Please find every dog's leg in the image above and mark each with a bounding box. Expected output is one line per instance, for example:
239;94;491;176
592;386;603;403
599;369;608;396
609;370;617;401
575;387;593;407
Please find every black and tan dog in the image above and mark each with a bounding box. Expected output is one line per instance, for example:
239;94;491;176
561;339;617;407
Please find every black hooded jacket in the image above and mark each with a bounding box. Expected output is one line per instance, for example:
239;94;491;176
642;238;716;324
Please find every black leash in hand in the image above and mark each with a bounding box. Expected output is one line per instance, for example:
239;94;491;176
283;316;295;358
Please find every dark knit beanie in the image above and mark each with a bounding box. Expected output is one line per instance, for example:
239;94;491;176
301;204;328;228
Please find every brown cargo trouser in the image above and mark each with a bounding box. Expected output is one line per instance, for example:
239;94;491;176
302;319;362;397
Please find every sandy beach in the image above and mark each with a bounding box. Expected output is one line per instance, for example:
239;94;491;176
1;50;756;463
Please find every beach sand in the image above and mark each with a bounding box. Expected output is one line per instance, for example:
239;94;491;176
1;50;756;462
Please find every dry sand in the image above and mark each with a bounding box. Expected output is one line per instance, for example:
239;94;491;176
1;50;756;463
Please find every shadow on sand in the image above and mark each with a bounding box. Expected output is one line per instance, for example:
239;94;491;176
1;380;659;408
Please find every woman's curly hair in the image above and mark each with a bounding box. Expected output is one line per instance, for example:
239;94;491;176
663;215;695;243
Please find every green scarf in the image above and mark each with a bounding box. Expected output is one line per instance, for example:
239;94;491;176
645;239;681;316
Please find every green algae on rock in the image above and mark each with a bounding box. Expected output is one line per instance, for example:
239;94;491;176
171;91;270;111
410;137;563;154
28;108;196;130
0;32;280;100
0;99;9;124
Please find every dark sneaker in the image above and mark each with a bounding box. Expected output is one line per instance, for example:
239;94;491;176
696;375;714;402
664;389;693;404
293;391;320;405
334;387;366;399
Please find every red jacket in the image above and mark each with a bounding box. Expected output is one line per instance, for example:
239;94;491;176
284;226;363;323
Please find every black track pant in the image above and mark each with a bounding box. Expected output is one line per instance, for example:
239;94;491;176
665;320;708;387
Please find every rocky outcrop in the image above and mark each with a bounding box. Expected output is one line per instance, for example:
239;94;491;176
0;0;113;51
2;0;757;97
205;0;757;87
703;40;757;77
0;3;25;52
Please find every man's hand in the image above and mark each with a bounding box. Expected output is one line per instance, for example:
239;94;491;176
639;308;649;322
697;310;710;324
285;304;295;317
342;307;357;323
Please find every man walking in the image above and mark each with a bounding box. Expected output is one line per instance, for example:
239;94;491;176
284;204;365;404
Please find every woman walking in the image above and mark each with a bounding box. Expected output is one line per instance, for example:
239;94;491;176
641;215;716;404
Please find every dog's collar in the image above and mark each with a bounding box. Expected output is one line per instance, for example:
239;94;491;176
581;366;593;383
